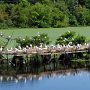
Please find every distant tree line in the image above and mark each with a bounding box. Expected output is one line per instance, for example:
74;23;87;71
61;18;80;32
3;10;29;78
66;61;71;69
0;0;90;28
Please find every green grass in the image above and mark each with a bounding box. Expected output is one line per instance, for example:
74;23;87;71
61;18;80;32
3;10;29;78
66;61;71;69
0;26;90;48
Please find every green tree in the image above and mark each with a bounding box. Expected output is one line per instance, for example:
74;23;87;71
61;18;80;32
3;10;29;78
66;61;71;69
86;14;90;25
69;14;78;26
51;7;69;28
11;1;30;27
30;3;52;28
0;4;9;28
74;5;90;25
55;0;68;14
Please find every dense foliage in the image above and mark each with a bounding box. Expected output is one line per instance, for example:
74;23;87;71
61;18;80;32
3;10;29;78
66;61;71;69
0;0;90;28
56;31;87;45
15;31;87;48
73;35;86;44
16;33;50;47
55;31;75;45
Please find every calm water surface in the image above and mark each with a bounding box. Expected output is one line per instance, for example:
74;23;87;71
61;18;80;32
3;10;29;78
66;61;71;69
0;69;90;90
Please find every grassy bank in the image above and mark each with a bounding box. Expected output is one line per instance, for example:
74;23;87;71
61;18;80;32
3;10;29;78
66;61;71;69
0;27;90;48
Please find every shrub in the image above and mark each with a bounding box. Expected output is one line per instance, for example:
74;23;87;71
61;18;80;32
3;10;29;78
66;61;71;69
55;31;75;45
0;22;8;29
31;33;50;46
73;35;86;45
56;31;87;45
16;36;31;47
16;33;50;47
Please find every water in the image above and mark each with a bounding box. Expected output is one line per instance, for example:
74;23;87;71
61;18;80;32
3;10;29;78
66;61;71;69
0;69;90;90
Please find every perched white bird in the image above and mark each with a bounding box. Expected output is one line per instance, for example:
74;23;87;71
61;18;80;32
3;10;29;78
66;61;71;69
23;47;27;52
84;43;87;46
67;44;71;48
77;44;80;47
10;47;13;50
43;44;48;50
18;46;22;50
26;45;29;49
30;44;32;48
0;47;3;52
57;44;61;49
7;48;12;52
0;32;3;36
40;43;43;48
69;42;72;45
14;48;18;52
23;38;25;41
86;43;90;47
50;45;55;49
37;31;40;36
8;36;11;39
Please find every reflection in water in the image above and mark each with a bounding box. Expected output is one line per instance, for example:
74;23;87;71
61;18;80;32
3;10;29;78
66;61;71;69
0;68;90;83
0;69;90;90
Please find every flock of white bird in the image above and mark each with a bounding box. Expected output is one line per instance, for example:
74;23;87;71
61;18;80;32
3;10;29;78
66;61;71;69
0;43;90;54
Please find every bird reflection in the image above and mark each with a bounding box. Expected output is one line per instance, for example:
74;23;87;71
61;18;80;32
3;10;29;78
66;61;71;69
0;69;90;83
